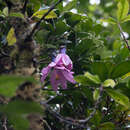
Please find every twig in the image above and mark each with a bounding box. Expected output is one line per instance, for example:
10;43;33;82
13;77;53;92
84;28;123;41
22;0;29;14
2;117;7;130
118;23;130;51
42;87;79;91
26;0;64;40
41;86;103;128
76;85;103;123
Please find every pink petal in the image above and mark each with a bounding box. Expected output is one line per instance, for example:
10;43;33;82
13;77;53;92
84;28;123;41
55;54;62;64
61;70;76;84
50;69;59;91
41;66;50;82
57;71;67;89
62;55;72;66
48;62;56;67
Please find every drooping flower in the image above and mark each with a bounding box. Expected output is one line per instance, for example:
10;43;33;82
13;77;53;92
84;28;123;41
41;47;76;91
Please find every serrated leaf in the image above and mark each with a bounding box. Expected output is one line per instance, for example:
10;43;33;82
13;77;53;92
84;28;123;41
32;9;57;19
121;15;130;23
0;75;36;97
10;12;24;19
3;7;8;16
7;27;16;46
103;79;116;88
117;0;129;21
100;122;115;130
100;17;117;24
93;89;100;100
106;89;130;109
84;72;101;84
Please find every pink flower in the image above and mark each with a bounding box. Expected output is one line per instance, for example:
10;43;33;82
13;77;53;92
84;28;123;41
41;47;76;91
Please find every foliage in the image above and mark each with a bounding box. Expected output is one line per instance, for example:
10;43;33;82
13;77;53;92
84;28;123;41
0;0;130;129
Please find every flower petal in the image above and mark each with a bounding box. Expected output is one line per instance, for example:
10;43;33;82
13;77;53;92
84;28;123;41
50;69;59;91
57;71;67;89
41;66;50;82
62;70;76;84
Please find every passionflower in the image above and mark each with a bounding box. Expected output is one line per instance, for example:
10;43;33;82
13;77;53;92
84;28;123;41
41;47;76;91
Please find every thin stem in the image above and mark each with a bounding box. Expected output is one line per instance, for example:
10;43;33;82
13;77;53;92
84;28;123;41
22;0;29;14
26;0;64;40
118;23;130;51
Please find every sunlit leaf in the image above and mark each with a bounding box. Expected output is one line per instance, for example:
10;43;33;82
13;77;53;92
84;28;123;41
100;17;117;24
122;72;130;79
103;79;116;88
7;27;17;46
117;0;129;21
121;15;130;23
3;7;8;16
10;12;24;19
85;72;101;84
32;9;57;19
106;88;130;109
93;89;100;100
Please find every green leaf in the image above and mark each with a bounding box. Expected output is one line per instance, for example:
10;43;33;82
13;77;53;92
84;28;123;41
100;122;115;130
9;12;24;19
3;7;8;16
0;75;36;97
75;75;95;86
0;100;43;130
106;88;130;109
103;79;116;88
93;89;100;100
111;61;130;79
121;15;130;23
64;12;81;27
117;0;129;21
32;9;57;19
63;0;76;12
91;62;112;81
122;72;130;79
7;27;17;46
84;72;101;84
9;116;29;130
100;17;117;24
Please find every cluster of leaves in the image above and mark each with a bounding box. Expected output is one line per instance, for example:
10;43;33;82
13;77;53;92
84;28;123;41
0;0;130;129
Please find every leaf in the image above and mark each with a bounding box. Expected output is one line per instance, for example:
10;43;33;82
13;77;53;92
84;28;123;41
100;17;117;24
111;60;130;79
117;0;129;21
84;72;101;84
75;75;95;86
106;88;130;109
0;100;43;130
3;7;8;16
0;75;36;97
6;27;16;46
121;15;130;23
90;62;112;81
103;79;116;88
63;0;76;12
9;12;24;19
32;9;57;19
100;122;115;130
93;89;100;100
121;72;130;80
9;116;29;130
64;12;81;27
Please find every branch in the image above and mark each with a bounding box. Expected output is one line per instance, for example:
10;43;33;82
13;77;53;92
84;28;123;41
41;86;103;128
22;0;29;14
118;23;130;51
26;0;64;40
